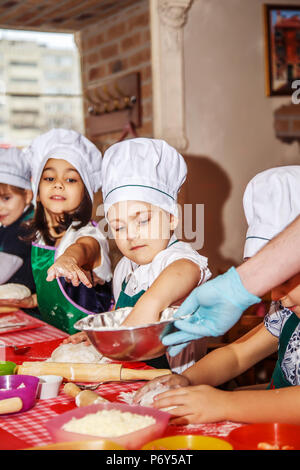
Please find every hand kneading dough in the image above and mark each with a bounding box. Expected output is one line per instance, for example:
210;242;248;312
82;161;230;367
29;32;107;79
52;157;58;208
48;342;111;364
0;283;31;300
136;383;176;411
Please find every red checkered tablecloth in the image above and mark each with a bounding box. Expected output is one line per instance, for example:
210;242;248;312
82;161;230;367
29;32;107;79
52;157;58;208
0;311;68;347
0;312;243;449
0;380;243;449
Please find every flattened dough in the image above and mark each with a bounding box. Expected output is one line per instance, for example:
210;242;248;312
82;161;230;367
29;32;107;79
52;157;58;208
0;283;31;300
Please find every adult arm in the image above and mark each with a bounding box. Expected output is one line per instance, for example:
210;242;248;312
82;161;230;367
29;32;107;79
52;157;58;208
238;215;300;296
163;216;300;355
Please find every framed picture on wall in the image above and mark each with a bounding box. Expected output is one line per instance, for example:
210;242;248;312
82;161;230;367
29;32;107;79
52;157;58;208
264;4;300;96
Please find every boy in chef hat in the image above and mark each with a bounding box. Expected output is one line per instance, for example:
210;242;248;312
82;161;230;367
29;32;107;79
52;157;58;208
0;129;112;334
102;137;211;371
133;165;300;424
0;147;35;290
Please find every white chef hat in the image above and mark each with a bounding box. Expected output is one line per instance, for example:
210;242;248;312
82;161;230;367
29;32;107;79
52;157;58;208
0;147;31;190
23;128;102;202
102;138;187;217
243;165;300;258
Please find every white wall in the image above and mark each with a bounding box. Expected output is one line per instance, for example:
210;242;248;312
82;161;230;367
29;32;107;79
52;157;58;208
184;0;300;267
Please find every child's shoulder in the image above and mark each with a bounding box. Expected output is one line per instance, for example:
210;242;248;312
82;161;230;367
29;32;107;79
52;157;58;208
154;238;211;277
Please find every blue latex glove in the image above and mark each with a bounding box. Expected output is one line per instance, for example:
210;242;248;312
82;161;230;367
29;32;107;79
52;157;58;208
163;267;261;356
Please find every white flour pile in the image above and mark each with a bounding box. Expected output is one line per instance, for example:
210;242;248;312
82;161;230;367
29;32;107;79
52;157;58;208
62;409;155;437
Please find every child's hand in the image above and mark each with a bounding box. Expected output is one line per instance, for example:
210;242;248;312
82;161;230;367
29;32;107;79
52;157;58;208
0;294;37;310
133;373;190;404
46;255;92;288
62;332;91;345
152;384;228;424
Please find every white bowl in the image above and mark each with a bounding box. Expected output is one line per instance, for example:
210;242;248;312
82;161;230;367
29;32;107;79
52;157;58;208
37;375;62;400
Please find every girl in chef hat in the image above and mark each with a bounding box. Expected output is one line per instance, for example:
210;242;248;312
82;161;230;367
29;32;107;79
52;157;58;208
0;147;35;290
102;138;211;371
0;129;112;334
133;165;300;424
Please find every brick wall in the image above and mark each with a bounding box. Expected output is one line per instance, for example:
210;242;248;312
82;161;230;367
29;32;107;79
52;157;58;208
76;1;153;269
78;0;153;152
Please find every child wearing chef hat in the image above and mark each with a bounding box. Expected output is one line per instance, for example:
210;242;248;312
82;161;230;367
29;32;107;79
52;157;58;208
133;165;300;424
102;137;211;372
0;129;112;334
0;147;35;290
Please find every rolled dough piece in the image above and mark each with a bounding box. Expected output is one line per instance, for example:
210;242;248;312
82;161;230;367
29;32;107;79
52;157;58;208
0;283;31;300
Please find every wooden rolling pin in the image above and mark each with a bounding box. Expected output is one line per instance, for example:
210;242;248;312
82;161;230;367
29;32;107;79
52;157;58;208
0;397;22;414
17;362;171;382
63;382;108;407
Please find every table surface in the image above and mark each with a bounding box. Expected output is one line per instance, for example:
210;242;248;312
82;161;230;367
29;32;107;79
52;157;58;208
0;311;243;449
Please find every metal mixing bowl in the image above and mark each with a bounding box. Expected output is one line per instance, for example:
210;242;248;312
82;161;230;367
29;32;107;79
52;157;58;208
74;307;178;362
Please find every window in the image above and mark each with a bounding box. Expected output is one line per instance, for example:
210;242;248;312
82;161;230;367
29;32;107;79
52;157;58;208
10;78;38;83
0;29;84;146
10;61;37;67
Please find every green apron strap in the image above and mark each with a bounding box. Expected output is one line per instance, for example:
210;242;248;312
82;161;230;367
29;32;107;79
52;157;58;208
278;313;300;363
267;312;300;389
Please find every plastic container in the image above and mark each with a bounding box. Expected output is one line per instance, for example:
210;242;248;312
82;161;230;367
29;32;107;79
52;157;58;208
142;435;233;450
228;423;300;450
37;375;63;400
0;361;17;375
26;439;125;450
0;374;39;414
45;402;170;450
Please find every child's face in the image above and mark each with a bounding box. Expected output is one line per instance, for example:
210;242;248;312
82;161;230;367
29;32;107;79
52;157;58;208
38;158;85;218
107;200;177;265
271;273;300;317
0;185;32;226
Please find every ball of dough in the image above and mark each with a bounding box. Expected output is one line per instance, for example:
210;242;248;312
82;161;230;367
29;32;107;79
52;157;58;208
48;342;108;363
0;283;31;300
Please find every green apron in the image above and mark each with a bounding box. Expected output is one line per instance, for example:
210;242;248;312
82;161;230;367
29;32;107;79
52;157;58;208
267;312;300;389
115;278;169;369
31;243;91;334
115;238;179;312
113;241;182;370
115;279;145;310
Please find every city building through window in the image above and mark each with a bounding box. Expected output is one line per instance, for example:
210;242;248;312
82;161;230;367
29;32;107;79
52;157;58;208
0;29;84;147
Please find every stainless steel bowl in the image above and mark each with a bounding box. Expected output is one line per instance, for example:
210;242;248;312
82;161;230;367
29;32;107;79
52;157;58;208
74;307;178;362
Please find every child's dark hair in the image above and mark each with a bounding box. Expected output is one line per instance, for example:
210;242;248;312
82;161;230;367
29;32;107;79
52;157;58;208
22;186;92;246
